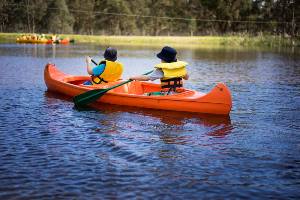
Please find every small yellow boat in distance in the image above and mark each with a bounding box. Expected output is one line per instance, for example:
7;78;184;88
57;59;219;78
16;34;50;44
16;38;49;44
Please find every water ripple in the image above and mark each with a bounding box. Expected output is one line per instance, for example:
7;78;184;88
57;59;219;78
0;44;299;199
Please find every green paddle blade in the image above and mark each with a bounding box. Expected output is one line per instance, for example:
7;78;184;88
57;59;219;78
73;88;108;107
73;70;153;109
73;79;132;108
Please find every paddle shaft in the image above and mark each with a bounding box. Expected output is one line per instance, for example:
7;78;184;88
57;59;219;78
91;59;98;66
102;69;153;91
73;62;153;107
90;57;153;88
90;69;154;93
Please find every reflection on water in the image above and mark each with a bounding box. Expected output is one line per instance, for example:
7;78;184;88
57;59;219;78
0;43;299;199
45;91;233;141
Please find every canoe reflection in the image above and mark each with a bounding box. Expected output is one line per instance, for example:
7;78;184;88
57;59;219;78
45;91;232;138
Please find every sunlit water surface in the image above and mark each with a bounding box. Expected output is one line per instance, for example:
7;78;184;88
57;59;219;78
0;44;299;199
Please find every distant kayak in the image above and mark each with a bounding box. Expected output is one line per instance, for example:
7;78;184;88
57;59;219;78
44;63;232;115
16;38;49;44
16;37;74;44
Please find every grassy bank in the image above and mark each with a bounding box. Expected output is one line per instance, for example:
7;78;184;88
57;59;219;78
0;32;298;48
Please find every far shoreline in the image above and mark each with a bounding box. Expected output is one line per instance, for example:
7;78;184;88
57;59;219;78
0;32;298;48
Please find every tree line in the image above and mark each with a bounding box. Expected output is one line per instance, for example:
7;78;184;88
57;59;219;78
0;0;299;37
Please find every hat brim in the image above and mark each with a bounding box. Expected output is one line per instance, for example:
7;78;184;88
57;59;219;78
157;52;175;63
104;55;117;62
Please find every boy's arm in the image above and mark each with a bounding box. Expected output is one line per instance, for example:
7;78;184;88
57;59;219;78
183;73;189;80
86;56;94;75
130;69;163;81
130;75;151;81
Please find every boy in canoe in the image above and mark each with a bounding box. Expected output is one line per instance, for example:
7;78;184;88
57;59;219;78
84;47;124;85
130;46;189;95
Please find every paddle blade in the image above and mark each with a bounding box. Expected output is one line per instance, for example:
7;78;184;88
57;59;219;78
73;70;152;109
73;88;108;107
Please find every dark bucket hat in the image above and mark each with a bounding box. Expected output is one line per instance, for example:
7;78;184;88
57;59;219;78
104;47;117;61
156;46;177;63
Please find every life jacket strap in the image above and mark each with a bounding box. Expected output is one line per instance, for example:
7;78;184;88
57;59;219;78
91;76;108;84
161;77;183;95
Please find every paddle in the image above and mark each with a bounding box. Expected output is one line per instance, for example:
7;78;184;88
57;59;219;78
73;64;153;108
90;58;98;65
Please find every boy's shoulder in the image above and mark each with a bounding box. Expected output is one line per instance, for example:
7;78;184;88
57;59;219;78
155;61;188;69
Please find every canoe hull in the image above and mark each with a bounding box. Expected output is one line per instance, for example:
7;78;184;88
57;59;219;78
16;39;71;44
16;39;49;44
44;64;232;115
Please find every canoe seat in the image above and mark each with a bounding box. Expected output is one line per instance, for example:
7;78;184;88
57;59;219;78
127;82;144;95
109;84;129;94
111;82;158;95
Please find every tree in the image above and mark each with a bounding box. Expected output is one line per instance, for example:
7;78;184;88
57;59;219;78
0;0;9;32
42;0;74;34
94;0;137;35
68;0;95;34
0;0;298;36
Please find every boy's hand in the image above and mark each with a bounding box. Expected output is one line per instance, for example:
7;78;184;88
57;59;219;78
85;56;91;64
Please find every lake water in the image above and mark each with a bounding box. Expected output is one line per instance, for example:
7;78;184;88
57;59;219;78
0;43;299;199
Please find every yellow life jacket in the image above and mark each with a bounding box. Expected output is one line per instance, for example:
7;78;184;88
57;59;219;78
155;61;188;93
91;60;123;84
155;61;188;79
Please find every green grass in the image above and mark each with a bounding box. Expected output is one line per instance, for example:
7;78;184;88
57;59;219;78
0;33;19;42
0;32;298;48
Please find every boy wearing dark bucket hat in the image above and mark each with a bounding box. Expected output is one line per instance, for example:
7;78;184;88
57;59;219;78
130;46;189;95
84;47;123;85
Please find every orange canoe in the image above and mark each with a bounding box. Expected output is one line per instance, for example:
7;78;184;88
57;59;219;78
52;39;70;44
44;63;232;115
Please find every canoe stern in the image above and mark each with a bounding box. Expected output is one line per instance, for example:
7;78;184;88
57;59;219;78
197;83;232;115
